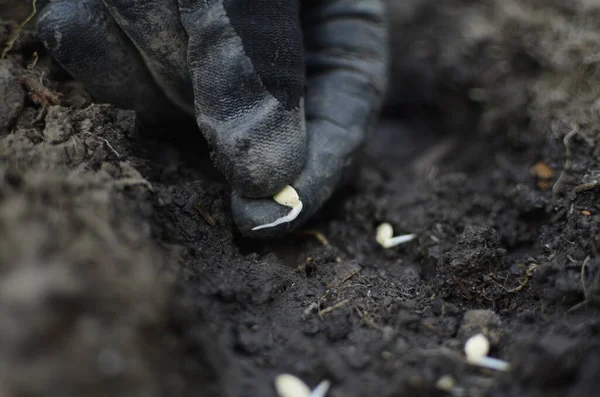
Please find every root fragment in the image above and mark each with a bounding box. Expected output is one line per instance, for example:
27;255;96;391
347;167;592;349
0;0;38;62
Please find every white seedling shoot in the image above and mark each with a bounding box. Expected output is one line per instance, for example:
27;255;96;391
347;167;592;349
464;333;510;371
376;223;417;248
252;185;303;230
275;374;331;397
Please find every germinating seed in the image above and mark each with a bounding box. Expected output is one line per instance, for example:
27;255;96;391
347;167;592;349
275;374;312;397
464;333;490;360
376;222;417;248
464;334;510;371
252;185;303;230
274;374;331;397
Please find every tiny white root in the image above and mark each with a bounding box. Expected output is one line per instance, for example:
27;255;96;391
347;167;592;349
472;356;511;371
252;203;303;230
311;380;331;397
252;185;303;231
464;334;510;371
376;223;417;248
274;374;331;397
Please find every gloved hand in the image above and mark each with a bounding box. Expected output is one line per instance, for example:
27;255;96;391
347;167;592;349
37;0;387;238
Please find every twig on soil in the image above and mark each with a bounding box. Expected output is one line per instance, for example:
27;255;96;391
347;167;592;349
27;51;38;69
99;137;120;158
575;181;600;193
339;270;360;285
82;132;120;158
0;0;37;63
18;52;61;111
506;263;538;293
318;299;350;318
552;124;579;200
293;230;330;246
315;289;339;319
489;272;510;291
193;203;217;226
568;256;592;313
354;307;386;332
568;300;588;313
455;277;473;300
580;256;591;299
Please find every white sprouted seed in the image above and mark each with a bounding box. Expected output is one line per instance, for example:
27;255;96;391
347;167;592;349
275;374;331;397
252;185;303;231
464;333;510;371
376;223;417;248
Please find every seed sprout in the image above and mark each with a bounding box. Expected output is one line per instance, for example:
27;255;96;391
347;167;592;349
275;374;331;397
252;185;303;230
376;223;416;248
464;333;510;371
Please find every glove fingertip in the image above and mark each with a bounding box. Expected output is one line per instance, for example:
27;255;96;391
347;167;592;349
37;0;82;53
231;192;299;238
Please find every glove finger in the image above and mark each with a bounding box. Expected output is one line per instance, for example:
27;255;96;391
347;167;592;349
232;0;388;238
231;118;353;238
102;0;194;115
37;0;179;123
177;0;307;198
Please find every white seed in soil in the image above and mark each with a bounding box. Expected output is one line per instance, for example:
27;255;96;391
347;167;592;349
275;374;312;397
464;333;510;371
464;333;490;360
274;374;331;397
376;222;417;248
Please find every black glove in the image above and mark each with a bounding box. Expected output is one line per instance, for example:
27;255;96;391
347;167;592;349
37;0;388;238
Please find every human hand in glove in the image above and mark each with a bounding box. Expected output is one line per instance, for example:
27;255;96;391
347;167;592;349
37;0;388;238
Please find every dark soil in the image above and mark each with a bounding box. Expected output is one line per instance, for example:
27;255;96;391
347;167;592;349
1;1;600;397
